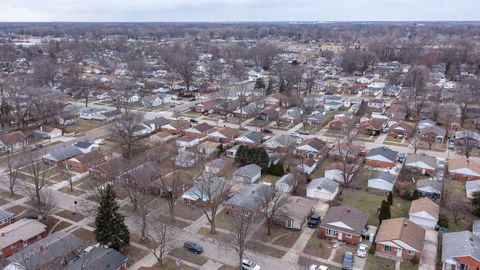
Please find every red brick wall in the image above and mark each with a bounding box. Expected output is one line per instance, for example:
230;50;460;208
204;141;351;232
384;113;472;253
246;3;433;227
455;256;480;270
0;218;12;229
365;159;394;168
318;227;361;245
375;243;421;261
449;172;480;182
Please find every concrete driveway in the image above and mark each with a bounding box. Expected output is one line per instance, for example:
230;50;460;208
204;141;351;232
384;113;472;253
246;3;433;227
420;229;438;270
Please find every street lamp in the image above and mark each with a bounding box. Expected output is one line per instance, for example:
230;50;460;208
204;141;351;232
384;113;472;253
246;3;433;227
73;200;78;216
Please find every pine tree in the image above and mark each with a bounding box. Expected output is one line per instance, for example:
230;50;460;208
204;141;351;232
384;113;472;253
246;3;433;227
379;200;391;223
95;184;130;251
266;79;274;95
411;189;420;200
387;192;393;205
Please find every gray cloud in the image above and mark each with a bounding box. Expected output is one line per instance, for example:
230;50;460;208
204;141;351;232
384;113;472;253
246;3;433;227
0;0;478;22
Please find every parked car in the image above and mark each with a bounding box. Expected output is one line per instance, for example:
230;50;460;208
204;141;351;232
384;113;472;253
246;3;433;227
342;251;354;270
170;104;176;108
398;152;406;163
448;140;455;149
437;160;445;170
261;128;272;134
189;97;196;102
299;129;310;135
307;213;321;228
309;265;329;270
242;259;261;270
30;144;43;151
183;241;204;254
239;125;248;130
290;132;300;138
356;244;368;258
190;118;198;123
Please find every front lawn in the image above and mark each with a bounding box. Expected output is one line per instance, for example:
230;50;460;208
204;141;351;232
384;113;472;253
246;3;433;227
400;262;419;270
252;222;302;248
303;233;333;259
364;255;396;270
342;189;411;226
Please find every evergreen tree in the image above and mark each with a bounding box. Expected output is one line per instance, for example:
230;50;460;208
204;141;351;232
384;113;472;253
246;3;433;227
387;192;393;205
379;200;391;223
95;184;130;251
266;79;274;95
254;78;266;89
411;189;420;200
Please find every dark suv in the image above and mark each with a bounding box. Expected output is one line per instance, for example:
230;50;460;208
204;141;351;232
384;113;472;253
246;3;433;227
307;213;321;228
183;241;204;254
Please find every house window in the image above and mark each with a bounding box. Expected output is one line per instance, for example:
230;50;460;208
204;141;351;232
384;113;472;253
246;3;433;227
346;233;352;238
326;229;336;237
407;250;415;256
287;220;294;228
382;245;391;252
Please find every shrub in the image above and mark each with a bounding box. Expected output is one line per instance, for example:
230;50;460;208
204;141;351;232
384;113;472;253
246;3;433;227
437;214;449;228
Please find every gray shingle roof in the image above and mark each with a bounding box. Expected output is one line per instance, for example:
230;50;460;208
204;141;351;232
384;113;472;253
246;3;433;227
276;173;295;187
405;153;437;169
369;171;397;184
442;231;480;263
233;164;262;178
320;205;368;235
366;146;398;162
44;146;82;161
66;247;127;270
245;132;264;142
225;184;270;211
0;208;13;221
308;177;339;193
7;232;82;270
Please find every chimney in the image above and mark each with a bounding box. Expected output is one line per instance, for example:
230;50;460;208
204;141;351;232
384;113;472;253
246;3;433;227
39;245;44;252
0;231;4;237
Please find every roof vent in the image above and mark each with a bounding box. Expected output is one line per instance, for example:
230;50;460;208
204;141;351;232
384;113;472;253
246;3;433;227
346;208;351;213
403;221;408;227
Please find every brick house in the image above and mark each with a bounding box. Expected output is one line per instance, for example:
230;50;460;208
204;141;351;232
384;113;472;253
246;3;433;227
295;138;328;159
359;118;387;136
161;120;191;135
63;151;106;173
365;146;398;168
404;153;437;175
0;219;47;258
185;123;215;138
208;127;237;143
375;218;425;261
0;131;28;153
388;121;414;139
328;143;362;163
442;231;480;270
318;205;368;245
328;115;354;130
448;158;480;181
0;209;13;229
234;132;265;147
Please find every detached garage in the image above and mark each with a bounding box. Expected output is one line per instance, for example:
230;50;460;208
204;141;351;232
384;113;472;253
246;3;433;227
409;197;439;229
368;171;397;192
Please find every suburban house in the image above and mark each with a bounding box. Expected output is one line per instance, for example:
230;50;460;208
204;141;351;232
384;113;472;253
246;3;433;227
280;107;303;124
181;178;230;206
143;117;169;133
416;179;442;201
198;141;220;156
442;231;480;270
275;173;296;193
141;95;167;107
295;138;328;159
63;151;106;173
119;93;140;103
454;130;480;148
404;153;437;175
409;198;439;229
388;121;414;139
185;123;215;138
224;184;270;217
448;158;480;181
66;246;128;270
368;171;397;191
73;141;98;153
149;171;193;198
208;127;237;143
176;135;201;148
359;118;388;136
192;99;218;113
34;125;62;139
273;196;316;230
318;205;368;245
375;218;425;261
0;131;28;153
466;180;480;199
161;120;190;134
297;158;318;175
263;134;296;152
258;106;279;122
417;119;446;143
89;157;129;180
43;146;83;166
98;110;122;122
175;151;198;168
306;177;339;201
365;146;398;168
79;108;107;120
328;143;362;163
204;158;230;175
233;164;262;184
5;232;82;270
234;132;265;146
0;219;47;258
0;209;13;229
226;145;240;158
328;115;354;130
307;110;328;126
325;162;358;184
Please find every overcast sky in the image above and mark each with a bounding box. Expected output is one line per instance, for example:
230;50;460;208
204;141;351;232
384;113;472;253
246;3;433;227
1;0;479;22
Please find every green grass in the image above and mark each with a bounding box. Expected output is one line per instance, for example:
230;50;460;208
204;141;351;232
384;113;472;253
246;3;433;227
400;262;419;270
342;189;411;226
351;166;373;189
303;233;333;259
364;255;396;270
311;159;335;179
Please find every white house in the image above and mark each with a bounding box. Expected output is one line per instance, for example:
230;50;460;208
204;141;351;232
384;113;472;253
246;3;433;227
466;180;480;199
80;108;107;120
120;93;140;103
296;158;318;175
226;145;240;158
141;95;164;107
368;171;397;191
176;135;200;148
233;164;262;184
306;178;339;201
275;173;295;193
409;198;439;229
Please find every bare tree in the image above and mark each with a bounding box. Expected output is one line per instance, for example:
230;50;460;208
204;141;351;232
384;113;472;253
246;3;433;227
404;65;430;118
111;111;144;160
172;44;198;92
32;58;59;86
34;189;57;224
24;155;48;204
147;216;175;266
333;124;359;189
447;198;468;225
62;168;75;192
229;215;255;270
235;82;248;128
194;172;231;234
205;59;224;83
4;154;19;196
410;131;421;154
258;186;286;236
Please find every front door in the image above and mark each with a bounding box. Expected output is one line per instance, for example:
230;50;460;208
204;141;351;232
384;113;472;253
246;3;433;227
337;232;342;241
396;248;402;257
